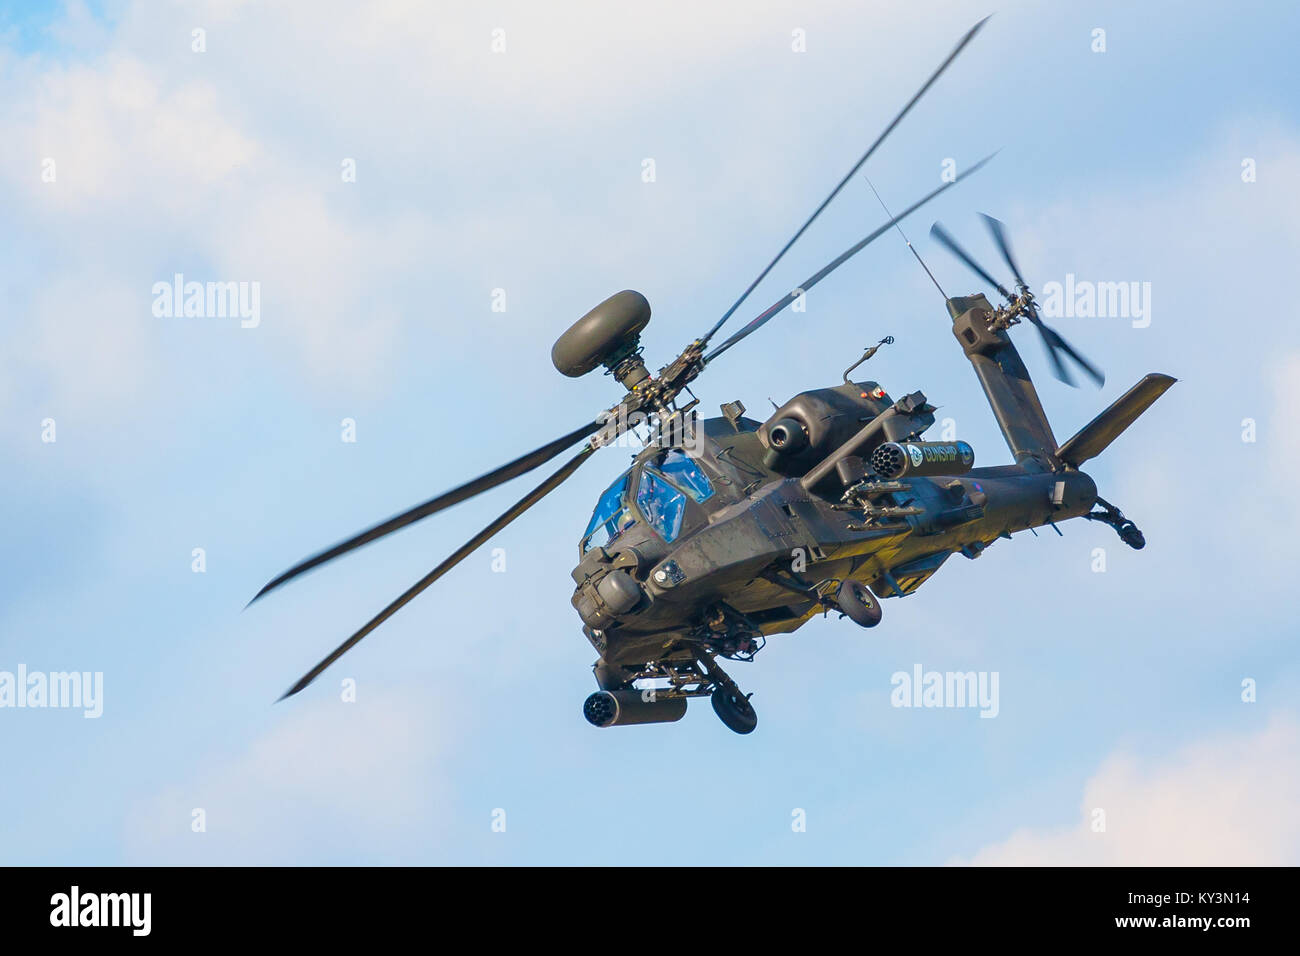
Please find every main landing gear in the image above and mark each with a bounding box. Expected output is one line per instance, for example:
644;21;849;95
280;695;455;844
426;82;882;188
698;653;757;735
710;683;758;735
763;571;885;629
586;579;884;735
586;645;761;734
699;578;883;733
835;579;884;627
1084;495;1146;550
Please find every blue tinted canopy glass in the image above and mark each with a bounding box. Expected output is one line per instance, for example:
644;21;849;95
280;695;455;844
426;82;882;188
583;472;634;553
636;469;686;543
653;449;714;502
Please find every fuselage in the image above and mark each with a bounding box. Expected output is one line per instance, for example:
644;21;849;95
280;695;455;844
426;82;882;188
569;394;1096;667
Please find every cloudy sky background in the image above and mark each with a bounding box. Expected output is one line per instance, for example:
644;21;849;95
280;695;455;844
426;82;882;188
1;0;1297;864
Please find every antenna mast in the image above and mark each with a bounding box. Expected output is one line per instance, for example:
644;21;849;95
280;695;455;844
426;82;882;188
864;176;947;300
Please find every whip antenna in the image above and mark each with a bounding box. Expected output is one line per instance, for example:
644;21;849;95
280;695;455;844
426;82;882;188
864;175;947;300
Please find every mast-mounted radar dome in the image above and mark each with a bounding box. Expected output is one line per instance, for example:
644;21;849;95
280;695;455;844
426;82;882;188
551;291;652;387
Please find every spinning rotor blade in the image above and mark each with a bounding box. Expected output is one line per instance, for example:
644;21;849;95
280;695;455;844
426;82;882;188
979;213;1027;289
249;418;600;605
699;15;990;346
1030;314;1074;386
704;153;996;363
928;222;1012;300
1031;318;1105;388
980;213;1105;389
278;444;596;700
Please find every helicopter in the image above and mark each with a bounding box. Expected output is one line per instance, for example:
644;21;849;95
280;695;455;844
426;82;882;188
249;16;1174;734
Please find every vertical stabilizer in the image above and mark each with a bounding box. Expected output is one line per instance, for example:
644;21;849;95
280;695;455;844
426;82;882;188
947;294;1058;471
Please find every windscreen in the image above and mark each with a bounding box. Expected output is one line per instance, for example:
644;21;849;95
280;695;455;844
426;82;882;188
582;472;633;553
652;449;715;502
636;470;686;543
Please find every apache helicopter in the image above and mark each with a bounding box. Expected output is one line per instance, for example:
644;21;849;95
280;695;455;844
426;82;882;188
250;17;1174;734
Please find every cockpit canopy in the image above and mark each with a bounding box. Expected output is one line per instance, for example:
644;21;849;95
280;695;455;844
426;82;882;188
582;472;634;553
581;449;716;553
654;448;715;501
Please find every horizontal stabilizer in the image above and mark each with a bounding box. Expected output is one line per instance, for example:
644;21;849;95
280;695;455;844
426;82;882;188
1057;373;1176;467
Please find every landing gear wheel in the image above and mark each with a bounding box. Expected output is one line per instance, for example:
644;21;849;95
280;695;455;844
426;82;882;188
837;579;882;627
711;684;757;735
1087;497;1147;551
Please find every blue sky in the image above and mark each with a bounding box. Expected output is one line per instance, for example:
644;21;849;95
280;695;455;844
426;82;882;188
1;0;1297;865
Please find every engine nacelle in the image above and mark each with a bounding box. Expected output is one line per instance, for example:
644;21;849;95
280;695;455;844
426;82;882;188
766;417;809;454
583;689;687;727
758;383;896;471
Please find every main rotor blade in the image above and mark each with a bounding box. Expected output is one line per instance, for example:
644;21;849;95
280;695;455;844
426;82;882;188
929;222;1013;300
704;152;996;363
249;418;599;605
699;15;990;346
278;444;596;700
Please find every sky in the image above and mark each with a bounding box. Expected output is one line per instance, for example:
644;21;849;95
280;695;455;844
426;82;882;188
1;0;1297;865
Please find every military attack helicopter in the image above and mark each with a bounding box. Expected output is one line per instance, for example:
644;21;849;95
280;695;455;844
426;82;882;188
250;17;1174;734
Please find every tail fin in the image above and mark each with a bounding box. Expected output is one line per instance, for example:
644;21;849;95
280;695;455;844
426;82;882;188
949;295;1059;470
1056;373;1176;468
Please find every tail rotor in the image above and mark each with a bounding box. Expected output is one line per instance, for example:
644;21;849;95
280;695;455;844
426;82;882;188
930;215;1105;388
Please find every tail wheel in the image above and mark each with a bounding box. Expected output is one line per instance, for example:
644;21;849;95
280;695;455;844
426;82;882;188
1118;521;1146;550
837;579;882;627
711;685;757;735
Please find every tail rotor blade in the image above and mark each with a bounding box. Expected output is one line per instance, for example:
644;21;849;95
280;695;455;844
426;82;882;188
929;221;1012;299
1029;314;1075;386
1033;312;1105;388
980;212;1105;389
979;213;1027;289
249;418;599;605
278;445;596;700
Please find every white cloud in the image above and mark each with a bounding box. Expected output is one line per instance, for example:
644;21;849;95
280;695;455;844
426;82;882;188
953;717;1300;866
123;691;453;864
1;0;992;421
1266;351;1300;473
9;55;258;209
